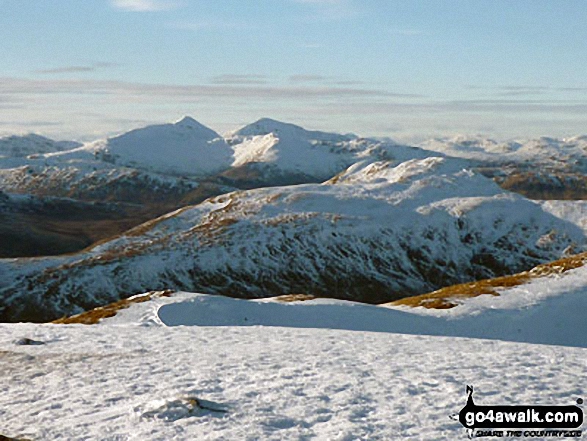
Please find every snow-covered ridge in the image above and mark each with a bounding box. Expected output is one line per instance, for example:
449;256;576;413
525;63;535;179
0;118;242;206
3;121;587;180
0;155;201;204
225;117;436;183
3;118;587;200
65;117;234;177
419;134;587;199
228;117;356;141
0;134;81;158
2;274;582;439
94;289;587;348
419;134;587;169
390;253;587;326
1;156;584;322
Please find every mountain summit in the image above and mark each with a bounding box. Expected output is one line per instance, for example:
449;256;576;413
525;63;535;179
231;118;355;142
225;118;397;185
172;116;221;139
83;117;233;176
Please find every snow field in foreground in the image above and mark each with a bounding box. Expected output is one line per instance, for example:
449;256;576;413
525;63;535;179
0;322;585;441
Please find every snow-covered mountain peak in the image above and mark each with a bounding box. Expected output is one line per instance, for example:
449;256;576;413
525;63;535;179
112;117;221;144
419;134;587;167
226;120;396;182
172;116;218;136
73;118;233;176
232;118;306;136
233;117;302;137
231;118;355;143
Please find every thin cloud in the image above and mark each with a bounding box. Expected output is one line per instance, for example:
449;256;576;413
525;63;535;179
289;75;327;83
333;79;363;86
210;75;269;85
499;85;549;91
289;75;363;86
111;0;179;12
11;77;586;115
465;85;587;97
304;98;587;118
0;76;421;101
465;85;549;92
0;120;63;128
35;63;118;75
445;99;587;114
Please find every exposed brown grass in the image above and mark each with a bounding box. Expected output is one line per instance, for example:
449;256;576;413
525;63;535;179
386;251;587;309
52;290;174;325
121;206;193;238
272;294;318;303
182;192;283;243
498;172;587;200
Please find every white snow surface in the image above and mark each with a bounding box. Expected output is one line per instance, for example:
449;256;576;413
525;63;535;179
0;134;80;158
539;200;587;235
74;117;234;177
151;286;587;348
228;118;434;180
418;134;587;172
1;290;586;440
0;152;199;203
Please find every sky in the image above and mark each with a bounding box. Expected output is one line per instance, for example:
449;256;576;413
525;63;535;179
0;0;586;142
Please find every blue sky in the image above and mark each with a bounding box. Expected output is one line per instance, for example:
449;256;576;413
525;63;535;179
0;0;586;141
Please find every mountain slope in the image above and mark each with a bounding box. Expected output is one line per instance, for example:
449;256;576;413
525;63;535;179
1;287;586;439
0;155;205;204
387;251;587;309
0;118;240;257
53;286;587;348
0;147;232;257
1;156;583;322
0;192;150;257
222;118;434;187
75;117;234;177
419;134;587;199
0;119;233;205
0;134;81;158
418;134;587;168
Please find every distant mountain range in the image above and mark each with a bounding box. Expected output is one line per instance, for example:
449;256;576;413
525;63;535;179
1;117;587;321
1;155;584;322
419;134;587;199
4;118;587;199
